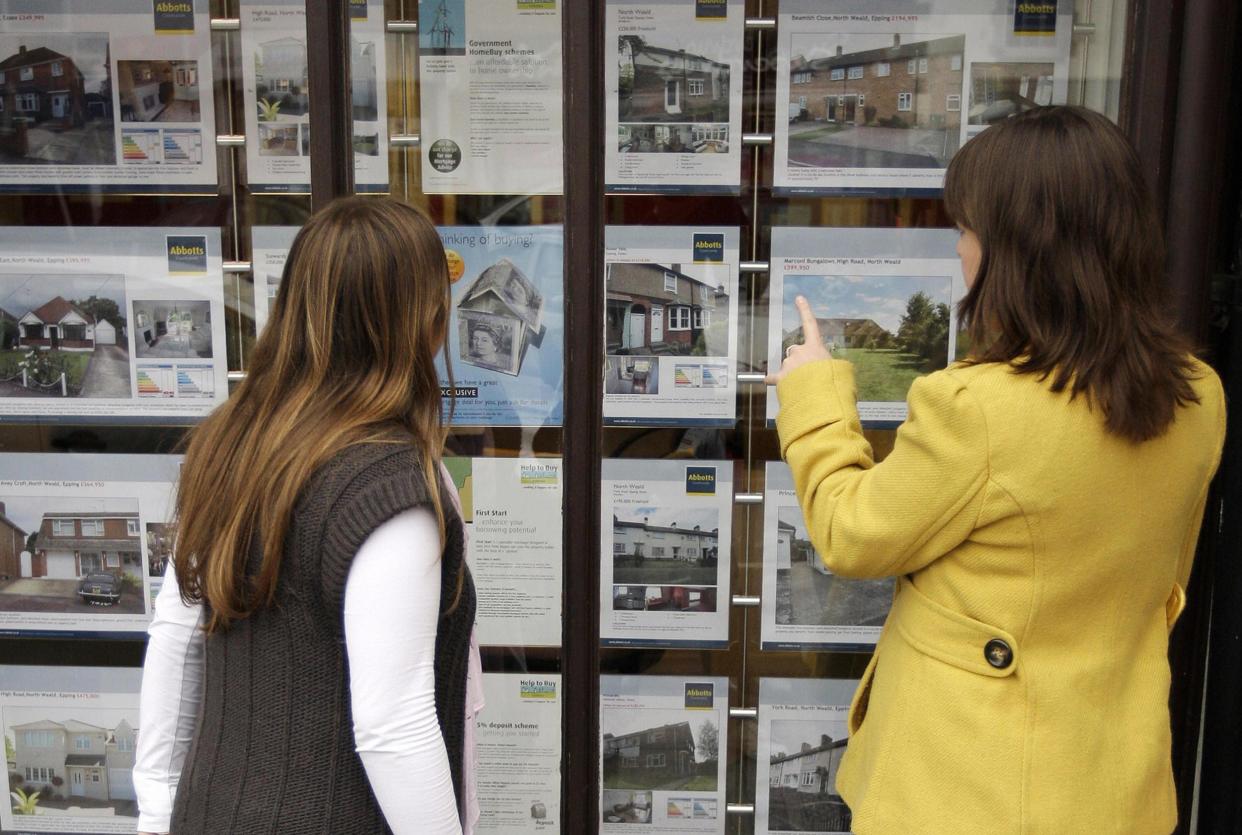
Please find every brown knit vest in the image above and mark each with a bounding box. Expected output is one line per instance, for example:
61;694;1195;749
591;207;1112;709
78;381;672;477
170;442;475;834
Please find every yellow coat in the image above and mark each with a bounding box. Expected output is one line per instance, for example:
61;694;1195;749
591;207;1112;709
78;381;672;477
776;357;1226;834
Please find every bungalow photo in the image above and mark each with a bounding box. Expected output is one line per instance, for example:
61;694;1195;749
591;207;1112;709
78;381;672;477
612;585;718;614
4;704;140;822
968;62;1054;127
0;33;116;166
617;35;731;125
612;507;719;587
0;495;146;616
605;262;730;358
117;59;201;123
767;718;852;833
0;273;130;400
780;273;952;403
602;708;720;793
604;356;660;396
787;32;966;170
773;506;892;628
132;299;213;360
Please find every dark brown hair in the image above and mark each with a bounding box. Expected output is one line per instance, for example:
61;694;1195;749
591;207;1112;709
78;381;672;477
174;197;456;632
944;105;1200;442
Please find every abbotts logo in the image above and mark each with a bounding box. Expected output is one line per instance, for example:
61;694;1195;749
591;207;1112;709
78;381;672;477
153;0;195;34
166;235;208;274
349;0;368;21
695;0;727;19
684;682;714;708
685;466;717;495
692;233;725;262
520;679;558;699
1014;1;1058;36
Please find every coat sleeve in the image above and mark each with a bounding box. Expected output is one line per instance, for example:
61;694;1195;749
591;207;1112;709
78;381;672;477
776;359;989;579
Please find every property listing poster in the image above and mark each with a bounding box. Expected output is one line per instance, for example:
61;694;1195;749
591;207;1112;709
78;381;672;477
604;226;739;426
755;677;860;835
1;666;143;834
444;457;562;648
476;673;562;833
0;0;218;194
438;225;564;427
765;227;966;426
601;675;728;833
240;0;389;193
604;0;745;194
761;461;892;652
773;0;1074;195
0;227;228;421
417;0;563;195
0;454;180;640
250;225;298;334
601;459;732;649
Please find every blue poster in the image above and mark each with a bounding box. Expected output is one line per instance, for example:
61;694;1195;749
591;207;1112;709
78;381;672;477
437;225;564;427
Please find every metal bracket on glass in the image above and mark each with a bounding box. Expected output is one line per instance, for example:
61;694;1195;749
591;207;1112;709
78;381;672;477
744;18;776;31
227;371;247;383
216;135;245;147
736;373;767;386
731;595;761;608
210;18;240;31
390;134;422;148
740;261;769;273
742;133;774;146
734;493;763;505
726;804;756;816
728;707;758;720
386;21;419;33
1072;23;1096;36
223;262;251;274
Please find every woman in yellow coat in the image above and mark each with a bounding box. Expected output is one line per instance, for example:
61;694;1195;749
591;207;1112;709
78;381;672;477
769;106;1226;833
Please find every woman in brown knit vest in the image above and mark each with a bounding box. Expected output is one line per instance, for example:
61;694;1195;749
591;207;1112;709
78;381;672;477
133;197;479;834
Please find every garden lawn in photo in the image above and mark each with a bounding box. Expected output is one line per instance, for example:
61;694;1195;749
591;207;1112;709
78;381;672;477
835;346;928;402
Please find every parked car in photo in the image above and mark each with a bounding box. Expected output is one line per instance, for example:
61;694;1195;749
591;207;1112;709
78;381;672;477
78;571;121;605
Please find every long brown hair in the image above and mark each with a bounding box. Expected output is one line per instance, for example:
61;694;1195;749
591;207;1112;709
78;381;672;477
174;197;453;632
944;105;1200;442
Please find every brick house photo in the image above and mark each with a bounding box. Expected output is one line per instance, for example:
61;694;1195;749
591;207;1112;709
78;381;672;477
602;712;719;793
767;720;851;832
5;707;140;820
618;35;730;124
605;262;729;358
0;496;146;616
0;34;116;165
786;32;966;169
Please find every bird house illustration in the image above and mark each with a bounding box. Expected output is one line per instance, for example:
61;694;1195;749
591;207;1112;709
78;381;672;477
456;258;545;376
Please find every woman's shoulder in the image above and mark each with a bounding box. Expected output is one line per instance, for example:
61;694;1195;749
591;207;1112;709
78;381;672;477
300;437;431;522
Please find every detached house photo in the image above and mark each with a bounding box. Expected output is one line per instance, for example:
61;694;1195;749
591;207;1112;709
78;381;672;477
613;508;719;587
0;33;115;165
605;262;729;361
787;32;966;169
618;35;730;124
5;707;140;820
0;496;146;616
0;275;131;400
767;720;851;832
602;710;719;793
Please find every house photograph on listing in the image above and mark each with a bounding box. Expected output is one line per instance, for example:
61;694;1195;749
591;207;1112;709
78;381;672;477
0;273;131;399
767;718;851;832
787;32;966;169
605;261;729;359
613;506;719;587
602;708;720;794
4;704;140;820
617;34;730;154
0;495;145;615
0;33;116;165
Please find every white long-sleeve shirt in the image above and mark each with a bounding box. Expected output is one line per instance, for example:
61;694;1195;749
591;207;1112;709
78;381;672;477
134;508;473;834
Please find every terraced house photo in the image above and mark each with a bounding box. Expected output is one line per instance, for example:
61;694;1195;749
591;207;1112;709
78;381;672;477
0;274;131;399
5;706;140;821
787;32;966;169
605;262;729;357
0;33;115;165
612;508;719;587
767;720;851;832
0;497;145;615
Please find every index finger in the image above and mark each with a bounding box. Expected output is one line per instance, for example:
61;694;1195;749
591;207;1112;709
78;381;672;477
795;296;822;345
